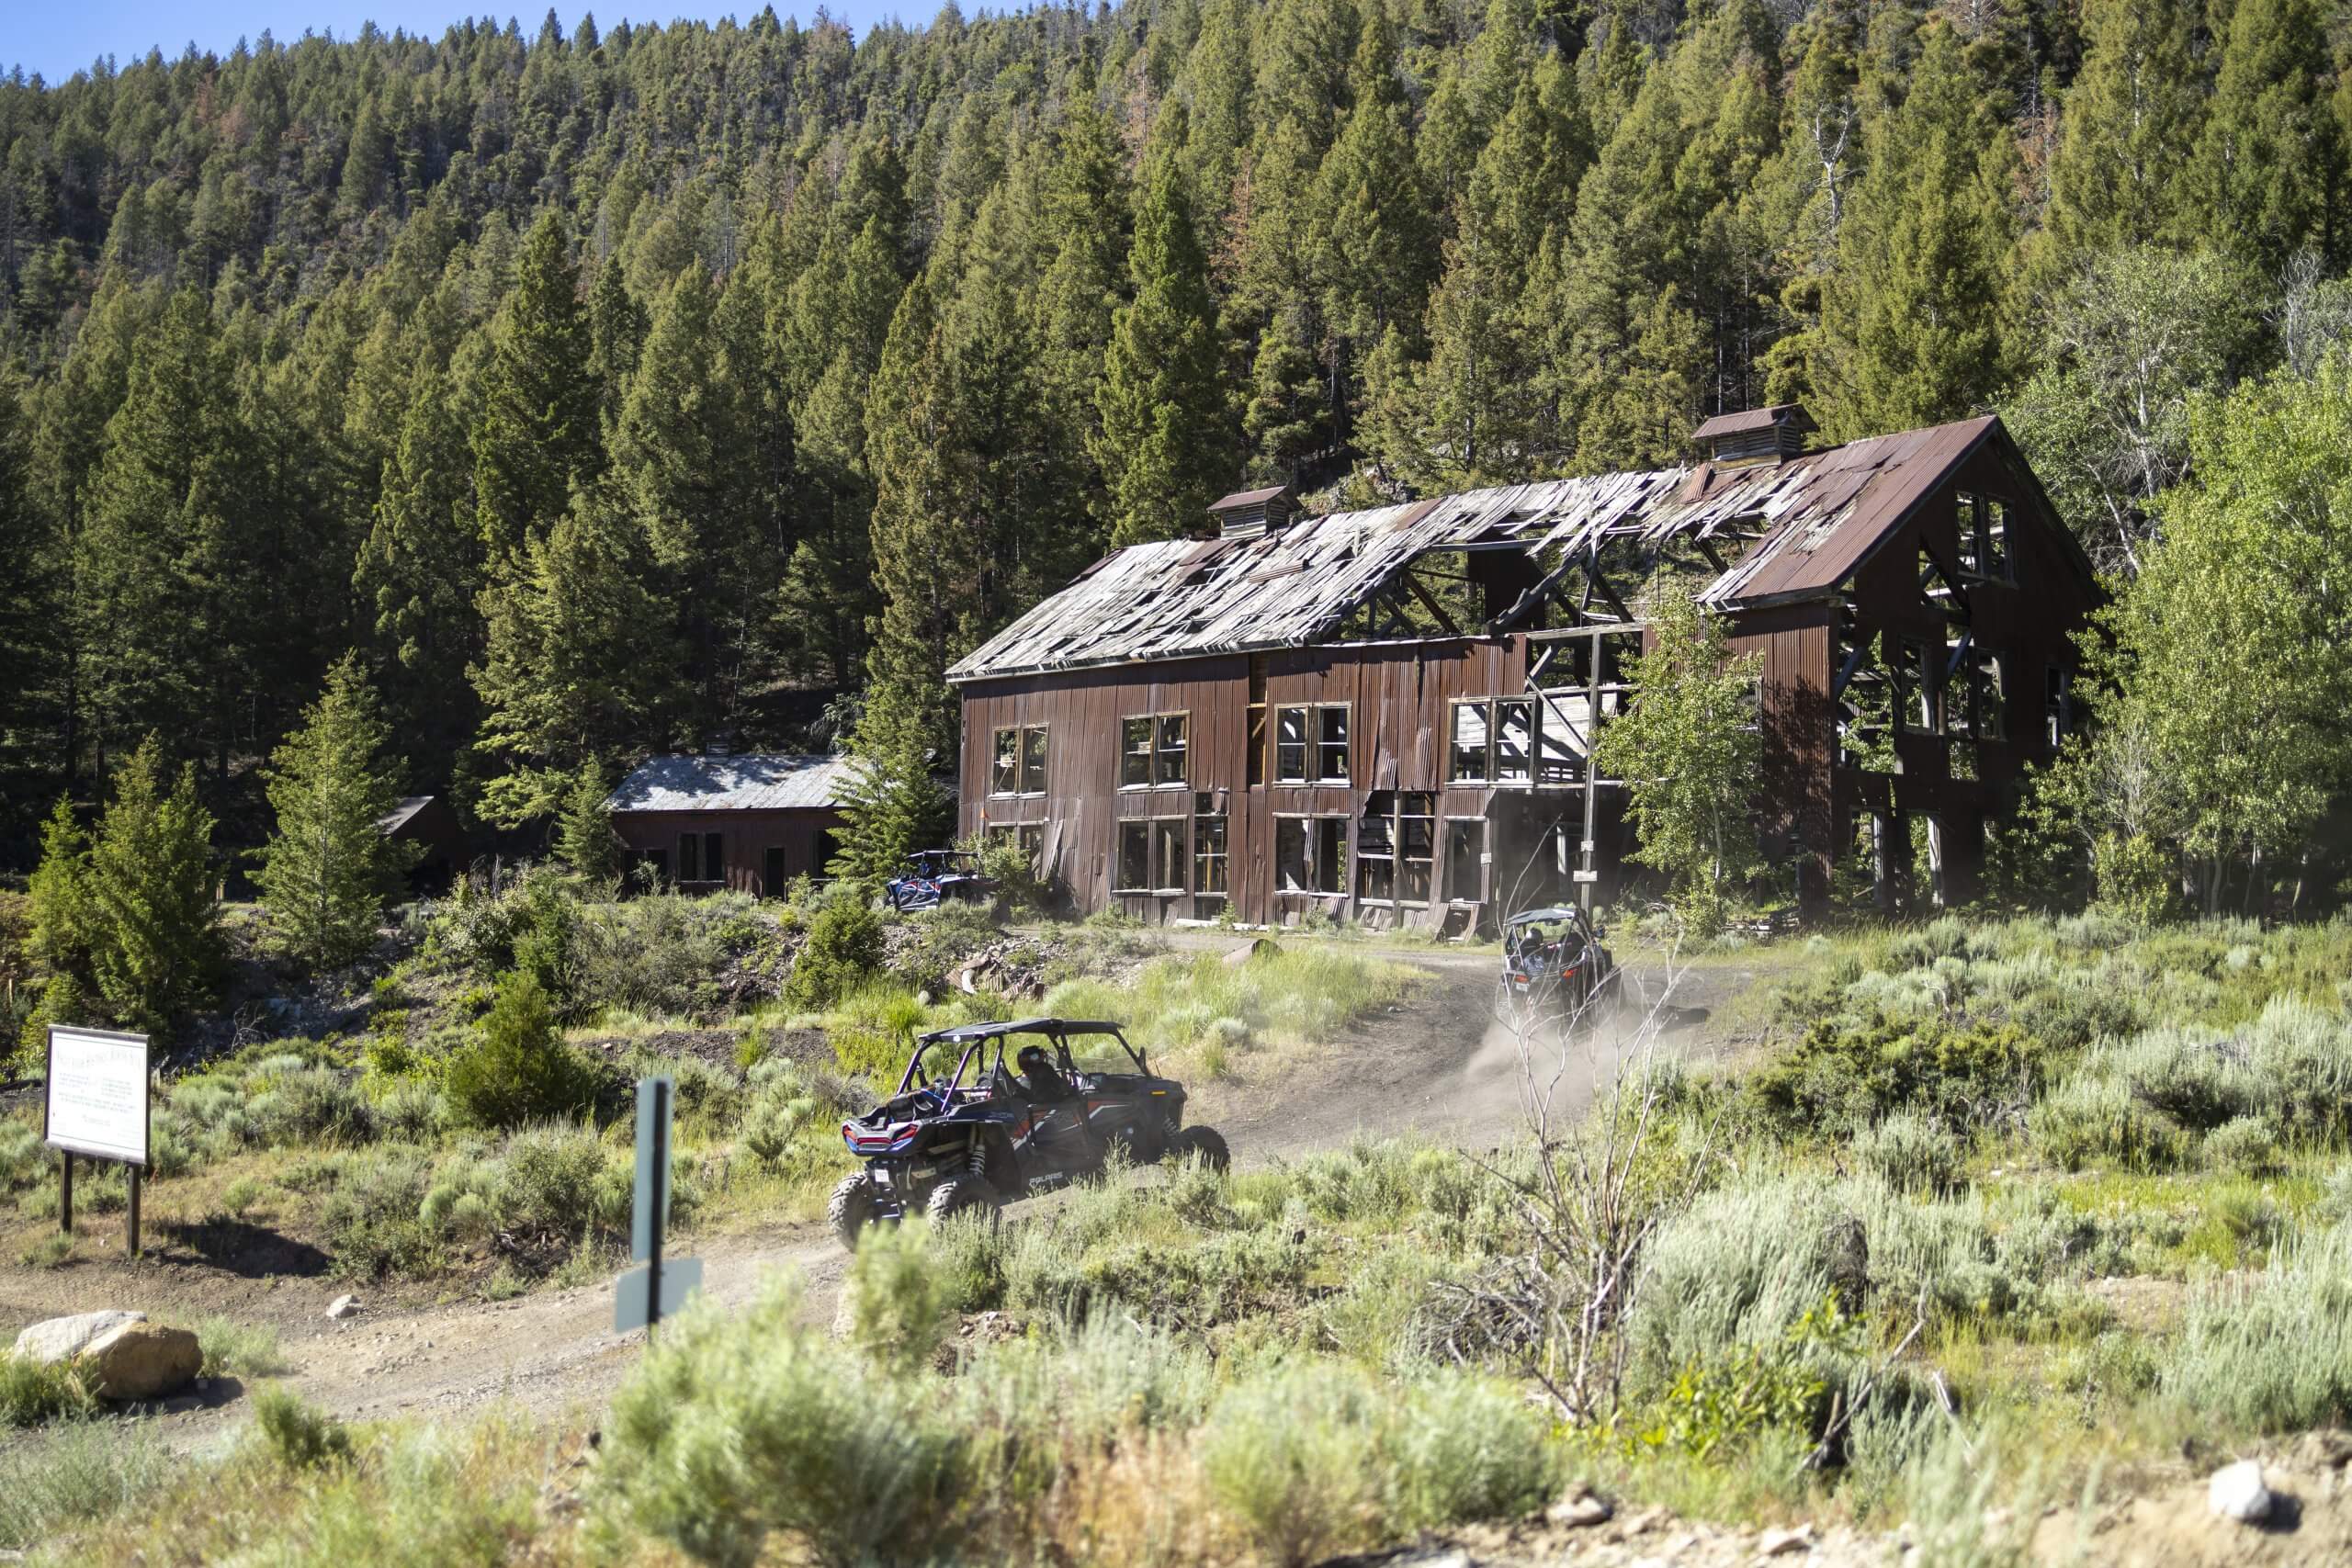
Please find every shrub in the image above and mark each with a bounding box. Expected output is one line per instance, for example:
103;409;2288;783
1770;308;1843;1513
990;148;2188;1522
320;1148;435;1278
0;1416;169;1549
443;971;600;1129
493;1121;617;1247
374;1078;445;1141
844;1219;956;1375
787;900;885;1010
593;1280;966;1568
1201;1366;1382;1565
1747;1014;2046;1131
572;891;766;1020
253;1387;354;1469
219;1176;265;1220
1855;1113;1962;1195
2207;1114;2283;1175
0;1354;95;1427
2164;1224;2352;1431
196;1315;290;1377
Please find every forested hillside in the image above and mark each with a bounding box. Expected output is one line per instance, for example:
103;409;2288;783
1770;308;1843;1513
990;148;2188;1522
0;0;2347;864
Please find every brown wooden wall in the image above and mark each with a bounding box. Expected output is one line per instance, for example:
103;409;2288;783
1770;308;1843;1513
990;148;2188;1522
609;807;846;896
958;637;1621;929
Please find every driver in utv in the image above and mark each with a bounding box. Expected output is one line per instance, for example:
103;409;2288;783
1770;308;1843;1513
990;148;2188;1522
1015;1043;1074;1102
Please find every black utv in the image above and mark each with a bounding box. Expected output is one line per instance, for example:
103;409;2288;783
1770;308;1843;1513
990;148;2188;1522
1498;904;1627;1030
827;1018;1228;1251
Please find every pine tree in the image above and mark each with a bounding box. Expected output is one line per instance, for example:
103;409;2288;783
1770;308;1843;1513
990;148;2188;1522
859;273;984;761
471;481;681;828
557;761;622;882
355;355;485;787
83;737;224;1035
472;211;600;561
2039;0;2205;270
1244;303;1331;485
1817;20;2018;438
0;375;67;834
1313;5;1436;388
257;655;415;971
2181;0;2343;276
1097;117;1229;547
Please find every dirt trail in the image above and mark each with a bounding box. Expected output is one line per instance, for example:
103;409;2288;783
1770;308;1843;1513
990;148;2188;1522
2;942;1770;1447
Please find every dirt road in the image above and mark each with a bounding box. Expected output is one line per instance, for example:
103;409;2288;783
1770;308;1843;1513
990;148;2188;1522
0;944;1769;1444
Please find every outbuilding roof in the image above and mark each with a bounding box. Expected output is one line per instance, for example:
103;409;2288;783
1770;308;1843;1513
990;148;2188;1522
605;753;861;814
376;796;439;835
951;414;2049;683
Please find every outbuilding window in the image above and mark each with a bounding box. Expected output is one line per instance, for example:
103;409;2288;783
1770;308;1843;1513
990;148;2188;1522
1272;705;1351;784
1115;821;1150;891
991;725;1048;795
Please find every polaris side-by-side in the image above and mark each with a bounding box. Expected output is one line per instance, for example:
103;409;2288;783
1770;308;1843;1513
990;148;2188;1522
1497;904;1629;1032
882;849;996;913
828;1018;1228;1250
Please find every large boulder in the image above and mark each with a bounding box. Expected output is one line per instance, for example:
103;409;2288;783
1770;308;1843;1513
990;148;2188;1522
13;1310;145;1366
76;1321;201;1402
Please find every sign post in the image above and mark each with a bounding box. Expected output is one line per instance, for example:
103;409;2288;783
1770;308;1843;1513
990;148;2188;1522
615;1075;701;1333
43;1025;151;1257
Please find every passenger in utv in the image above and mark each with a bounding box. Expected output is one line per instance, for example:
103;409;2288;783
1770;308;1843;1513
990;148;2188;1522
1015;1043;1075;1102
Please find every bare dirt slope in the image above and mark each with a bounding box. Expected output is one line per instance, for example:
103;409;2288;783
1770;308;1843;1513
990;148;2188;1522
0;944;1769;1452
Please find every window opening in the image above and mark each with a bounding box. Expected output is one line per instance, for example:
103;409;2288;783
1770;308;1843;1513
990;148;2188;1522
1115;821;1150;891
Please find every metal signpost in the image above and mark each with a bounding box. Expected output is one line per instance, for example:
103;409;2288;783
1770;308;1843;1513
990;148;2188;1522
615;1075;701;1333
42;1025;152;1257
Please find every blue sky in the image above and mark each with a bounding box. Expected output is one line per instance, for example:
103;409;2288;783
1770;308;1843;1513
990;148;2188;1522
9;3;911;83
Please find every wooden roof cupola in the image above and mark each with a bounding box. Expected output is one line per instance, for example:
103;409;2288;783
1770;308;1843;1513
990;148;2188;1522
1208;483;1295;540
1690;404;1816;468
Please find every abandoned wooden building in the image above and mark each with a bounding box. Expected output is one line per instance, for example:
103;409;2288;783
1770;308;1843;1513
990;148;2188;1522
604;753;857;894
947;407;2102;931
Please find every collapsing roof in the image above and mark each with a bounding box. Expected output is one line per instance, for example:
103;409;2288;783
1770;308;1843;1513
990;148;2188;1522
605;753;862;814
951;415;2053;684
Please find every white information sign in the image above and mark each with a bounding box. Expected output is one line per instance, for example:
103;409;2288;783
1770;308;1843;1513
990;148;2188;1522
44;1026;150;1167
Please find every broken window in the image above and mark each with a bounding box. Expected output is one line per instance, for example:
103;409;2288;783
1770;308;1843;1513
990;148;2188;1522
1115;821;1150;891
1275;816;1349;895
1155;714;1188;786
1975;649;2007;741
1315;818;1348;893
1445;818;1486;904
1193;796;1227;899
1898;638;1937;733
1121;712;1186;788
1450;701;1490;783
1955;492;1981;575
1121;717;1153;789
1536;693;1584;785
678;832;700;883
1495;699;1533;784
2045;666;2073;748
1017;823;1044;872
1275;706;1309;783
993;725;1047;795
1958;491;2014;581
1275;817;1310;891
1152;818;1187;893
1274;705;1350;784
1357;791;1396;903
1316;706;1351;782
1983;498;2011;581
1399;794;1435;905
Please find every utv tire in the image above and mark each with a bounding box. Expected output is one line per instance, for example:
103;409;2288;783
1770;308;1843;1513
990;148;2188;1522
829;1171;881;1252
924;1175;1002;1228
1170;1126;1230;1172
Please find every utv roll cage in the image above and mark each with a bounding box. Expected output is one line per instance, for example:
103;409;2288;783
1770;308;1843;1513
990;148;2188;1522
892;1018;1149;1100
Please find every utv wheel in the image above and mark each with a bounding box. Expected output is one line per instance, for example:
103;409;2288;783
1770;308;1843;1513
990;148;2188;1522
829;1171;881;1252
1170;1126;1230;1172
924;1175;1002;1228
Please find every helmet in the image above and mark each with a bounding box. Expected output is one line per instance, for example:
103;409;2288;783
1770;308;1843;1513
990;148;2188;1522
1016;1043;1048;1071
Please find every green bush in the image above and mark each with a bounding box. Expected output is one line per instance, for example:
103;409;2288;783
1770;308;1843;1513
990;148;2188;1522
1855;1112;1962;1195
593;1280;967;1568
1747;1014;2048;1131
0;1416;169;1549
320;1148;436;1278
573;891;767;1021
787;900;886;1009
844;1218;956;1375
0;1354;95;1427
253;1387;354;1469
195;1315;290;1377
2164;1223;2352;1430
443;971;601;1130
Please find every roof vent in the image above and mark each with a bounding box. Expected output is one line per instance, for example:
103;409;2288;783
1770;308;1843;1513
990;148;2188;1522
1207;484;1295;540
1690;404;1816;468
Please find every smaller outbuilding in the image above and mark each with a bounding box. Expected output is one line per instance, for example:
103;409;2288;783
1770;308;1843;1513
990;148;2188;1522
605;753;860;894
376;795;467;894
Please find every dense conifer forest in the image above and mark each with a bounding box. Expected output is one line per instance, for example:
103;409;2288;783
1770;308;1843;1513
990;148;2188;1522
0;0;2347;868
